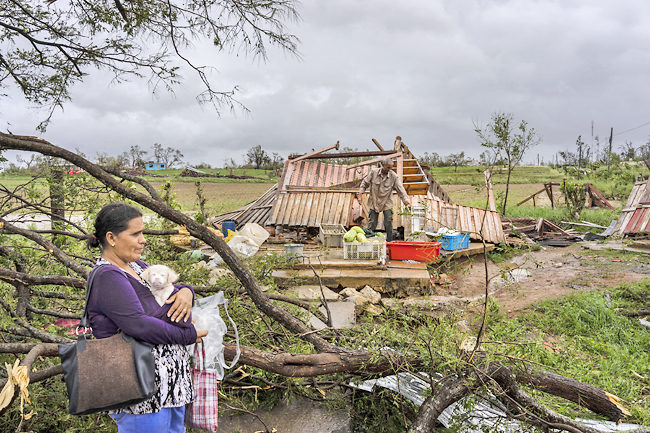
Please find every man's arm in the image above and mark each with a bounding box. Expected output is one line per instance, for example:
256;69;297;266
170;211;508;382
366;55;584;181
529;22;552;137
393;174;411;207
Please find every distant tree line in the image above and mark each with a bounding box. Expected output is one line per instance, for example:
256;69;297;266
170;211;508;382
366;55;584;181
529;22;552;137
1;143;185;174
552;135;650;179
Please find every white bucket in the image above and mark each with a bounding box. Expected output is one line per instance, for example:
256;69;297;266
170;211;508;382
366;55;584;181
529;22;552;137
239;223;270;247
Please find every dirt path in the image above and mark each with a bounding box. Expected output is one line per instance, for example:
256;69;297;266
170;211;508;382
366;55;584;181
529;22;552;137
434;244;650;318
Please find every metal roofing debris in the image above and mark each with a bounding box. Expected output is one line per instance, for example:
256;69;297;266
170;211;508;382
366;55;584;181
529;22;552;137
351;372;643;433
612;179;649;236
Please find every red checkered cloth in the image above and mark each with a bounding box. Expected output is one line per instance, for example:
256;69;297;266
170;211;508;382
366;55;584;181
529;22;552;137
185;342;219;431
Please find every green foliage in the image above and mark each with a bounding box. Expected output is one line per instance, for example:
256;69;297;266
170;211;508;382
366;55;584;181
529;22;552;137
562;182;587;220
487;286;650;423
194;181;208;224
1;0;300;129
474;112;542;214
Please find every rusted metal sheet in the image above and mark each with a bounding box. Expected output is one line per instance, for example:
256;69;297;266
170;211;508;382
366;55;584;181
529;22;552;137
283;160;375;189
613;180;649;236
268;190;504;244
269;191;356;227
417;199;504;244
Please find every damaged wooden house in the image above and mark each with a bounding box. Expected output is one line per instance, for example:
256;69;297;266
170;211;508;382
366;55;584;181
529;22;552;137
212;138;505;246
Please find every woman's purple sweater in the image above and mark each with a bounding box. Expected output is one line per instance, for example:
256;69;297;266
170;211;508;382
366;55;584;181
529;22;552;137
87;261;197;345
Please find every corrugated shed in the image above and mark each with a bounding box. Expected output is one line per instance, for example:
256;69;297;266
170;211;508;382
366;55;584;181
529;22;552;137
612;180;648;236
210;184;278;229
268;190;505;244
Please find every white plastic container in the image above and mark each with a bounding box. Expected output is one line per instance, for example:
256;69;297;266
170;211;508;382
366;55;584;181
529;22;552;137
284;244;304;256
238;223;270;247
411;205;425;232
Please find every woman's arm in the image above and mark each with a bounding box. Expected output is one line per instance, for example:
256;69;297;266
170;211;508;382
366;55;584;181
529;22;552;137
91;269;197;345
165;284;194;323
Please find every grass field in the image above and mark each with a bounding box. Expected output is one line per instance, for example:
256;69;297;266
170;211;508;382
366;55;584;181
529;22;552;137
146;181;274;216
428;165;566;185
0;163;637;222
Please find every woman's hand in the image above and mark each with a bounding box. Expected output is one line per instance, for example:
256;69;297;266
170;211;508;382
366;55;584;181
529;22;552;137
165;287;193;323
196;329;208;344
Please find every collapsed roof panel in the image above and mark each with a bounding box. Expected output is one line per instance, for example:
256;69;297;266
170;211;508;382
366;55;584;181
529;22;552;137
612;179;649;236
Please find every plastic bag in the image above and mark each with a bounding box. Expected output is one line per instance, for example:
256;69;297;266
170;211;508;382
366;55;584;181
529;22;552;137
227;234;260;258
238;223;270;247
189;292;240;378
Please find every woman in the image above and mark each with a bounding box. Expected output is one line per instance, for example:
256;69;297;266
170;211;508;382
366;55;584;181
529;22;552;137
86;203;207;433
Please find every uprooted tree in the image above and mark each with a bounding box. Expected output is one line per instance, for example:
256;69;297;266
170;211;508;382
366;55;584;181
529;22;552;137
0;133;648;432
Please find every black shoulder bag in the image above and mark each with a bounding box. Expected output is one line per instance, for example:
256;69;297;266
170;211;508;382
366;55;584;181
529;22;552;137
58;265;157;415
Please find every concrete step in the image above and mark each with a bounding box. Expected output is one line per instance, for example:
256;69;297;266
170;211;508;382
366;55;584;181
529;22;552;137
273;267;430;296
308;301;356;329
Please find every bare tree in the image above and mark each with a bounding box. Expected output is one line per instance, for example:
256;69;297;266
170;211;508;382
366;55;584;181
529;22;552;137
129;145;148;168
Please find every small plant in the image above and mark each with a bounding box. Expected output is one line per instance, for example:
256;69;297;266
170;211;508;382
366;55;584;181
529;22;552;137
194;181;209;224
562;182;587;220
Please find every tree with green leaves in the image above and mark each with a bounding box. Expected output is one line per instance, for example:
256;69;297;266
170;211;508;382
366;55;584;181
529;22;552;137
474;112;541;215
444;151;466;172
0;0;301;130
245;144;271;169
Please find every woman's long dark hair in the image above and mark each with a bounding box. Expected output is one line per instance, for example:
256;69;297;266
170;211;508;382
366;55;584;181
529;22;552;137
87;203;143;249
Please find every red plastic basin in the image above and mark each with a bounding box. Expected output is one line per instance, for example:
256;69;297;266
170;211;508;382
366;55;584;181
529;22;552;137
387;241;441;261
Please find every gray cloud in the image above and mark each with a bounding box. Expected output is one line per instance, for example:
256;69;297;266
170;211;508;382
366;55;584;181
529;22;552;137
2;0;650;167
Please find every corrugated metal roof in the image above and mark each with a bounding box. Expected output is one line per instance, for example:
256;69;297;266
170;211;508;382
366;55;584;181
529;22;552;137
267;190;505;244
210;184;278;229
284;160;372;188
209;145;507;242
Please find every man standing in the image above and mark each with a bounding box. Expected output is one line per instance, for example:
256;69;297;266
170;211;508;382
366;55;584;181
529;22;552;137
358;159;411;242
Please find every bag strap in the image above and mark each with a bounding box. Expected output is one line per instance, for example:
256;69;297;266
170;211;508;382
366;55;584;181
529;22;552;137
219;297;240;370
193;341;207;371
79;265;105;330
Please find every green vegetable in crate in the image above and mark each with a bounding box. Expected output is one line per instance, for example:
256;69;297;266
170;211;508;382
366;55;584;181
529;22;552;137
352;226;364;234
356;233;367;242
344;229;357;243
375;232;384;238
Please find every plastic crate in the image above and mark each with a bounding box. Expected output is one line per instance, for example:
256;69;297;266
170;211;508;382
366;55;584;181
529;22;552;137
318;224;347;248
387;241;441;261
440;233;470;251
343;239;386;260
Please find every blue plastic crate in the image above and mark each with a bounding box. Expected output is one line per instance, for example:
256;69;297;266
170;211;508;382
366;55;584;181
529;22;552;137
441;232;470;251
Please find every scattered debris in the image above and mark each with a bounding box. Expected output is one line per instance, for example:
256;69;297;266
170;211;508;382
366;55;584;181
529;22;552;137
179;168;263;180
351;372;644;433
516;182;560;208
502;217;581;247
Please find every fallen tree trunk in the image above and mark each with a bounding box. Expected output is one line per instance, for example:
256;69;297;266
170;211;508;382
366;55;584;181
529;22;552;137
518;370;630;422
224;344;421;377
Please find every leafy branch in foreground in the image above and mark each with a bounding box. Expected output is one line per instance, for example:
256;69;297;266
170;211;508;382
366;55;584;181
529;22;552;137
0;0;301;129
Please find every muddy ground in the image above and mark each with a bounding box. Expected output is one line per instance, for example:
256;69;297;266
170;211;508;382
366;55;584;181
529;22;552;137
433;243;650;318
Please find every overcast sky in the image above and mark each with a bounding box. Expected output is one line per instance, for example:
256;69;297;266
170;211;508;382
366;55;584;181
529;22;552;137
2;0;650;167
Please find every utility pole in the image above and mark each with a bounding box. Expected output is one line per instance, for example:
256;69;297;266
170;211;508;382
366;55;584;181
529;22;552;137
607;127;613;171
